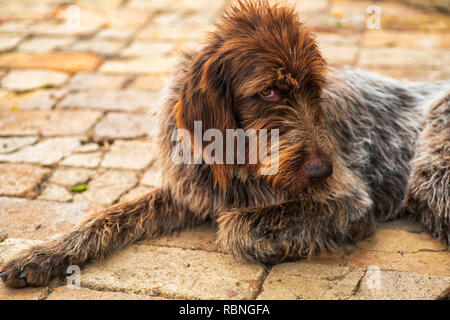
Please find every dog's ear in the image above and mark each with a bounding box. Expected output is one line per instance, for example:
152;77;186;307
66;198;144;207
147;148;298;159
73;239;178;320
174;47;237;190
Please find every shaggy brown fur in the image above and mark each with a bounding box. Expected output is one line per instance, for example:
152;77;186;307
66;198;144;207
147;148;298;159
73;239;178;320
1;1;449;297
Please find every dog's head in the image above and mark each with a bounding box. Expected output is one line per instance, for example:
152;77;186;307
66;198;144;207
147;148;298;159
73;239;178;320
174;0;332;193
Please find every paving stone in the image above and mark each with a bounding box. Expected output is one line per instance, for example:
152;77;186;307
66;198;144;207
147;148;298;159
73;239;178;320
46;286;159;300
68;38;126;56
362;31;450;49
61;151;103;168
356;229;447;253
81;245;265;299
101;140;157;170
94;112;152;139
363;65;450;82
0;197;96;240
18;36;76;52
343;229;450;276
74;142;100;153
96;28;135;40
66;72;128;90
38;183;73;202
130;75;168;91
140;167;163;187
0;52;102;72
381;12;450;32
1;69;69;91
320;45;359;65
144;223;218;252
73;170;138;206
0;136;38;154
100;56;177;74
358;48;450;68
0;89;67;110
258;262;365;300
120;185;154;202
0;137;80;165
352;270;450;300
121;41;174;57
0;238;48;300
0;163;51;198
0;21;33;35
0;284;48;300
0;110;102;136
58;89;158;112
30;21;101;36
49;167;96;187
0;35;22;51
137;25;212;41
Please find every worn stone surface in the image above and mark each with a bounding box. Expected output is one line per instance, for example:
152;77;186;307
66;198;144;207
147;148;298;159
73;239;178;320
0;89;67;110
258;262;365;300
73;170;138;206
0;136;38;154
0;164;50;198
60;151;103;168
0;110;102;136
140;167;163;187
81;245;265;299
18;36;76;52
130;75;168;91
0;52;102;72
99;56;177;74
0;198;95;240
46;287;160;300
94;112;152;139
101;140;157;170
0;137;80;165
38;183;73;202
343;229;450;276
0;35;22;51
352;270;450;300
69;38;126;56
1;69;68;91
49;167;96;187
58;89;158;112
65;72;128;90
358;48;450;68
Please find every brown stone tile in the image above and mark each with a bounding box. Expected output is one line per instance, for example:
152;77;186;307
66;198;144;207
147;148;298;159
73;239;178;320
0;52;102;73
0;164;51;198
258;262;365;300
46;286;161;300
0;284;47;300
351;270;450;300
0;197;96;240
0;110;102;137
81;245;265;299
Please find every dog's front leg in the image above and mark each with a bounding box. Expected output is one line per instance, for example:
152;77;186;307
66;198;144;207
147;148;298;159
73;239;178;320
217;197;375;265
0;188;196;288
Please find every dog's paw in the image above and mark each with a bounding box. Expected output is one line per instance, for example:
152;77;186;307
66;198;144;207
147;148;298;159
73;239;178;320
0;249;58;288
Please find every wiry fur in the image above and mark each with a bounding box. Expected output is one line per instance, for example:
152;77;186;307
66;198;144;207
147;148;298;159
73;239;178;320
1;1;449;296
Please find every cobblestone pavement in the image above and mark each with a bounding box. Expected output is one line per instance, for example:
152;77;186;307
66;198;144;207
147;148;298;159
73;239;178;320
0;0;449;300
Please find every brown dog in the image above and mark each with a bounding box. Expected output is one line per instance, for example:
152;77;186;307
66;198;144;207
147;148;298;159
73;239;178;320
1;1;449;293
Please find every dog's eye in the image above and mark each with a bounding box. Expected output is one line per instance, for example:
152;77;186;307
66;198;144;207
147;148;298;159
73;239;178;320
259;88;279;101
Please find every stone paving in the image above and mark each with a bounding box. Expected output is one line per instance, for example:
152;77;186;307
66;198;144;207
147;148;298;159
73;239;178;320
0;0;449;300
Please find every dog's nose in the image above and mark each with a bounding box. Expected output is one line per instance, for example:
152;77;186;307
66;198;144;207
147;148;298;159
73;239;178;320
304;162;333;183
